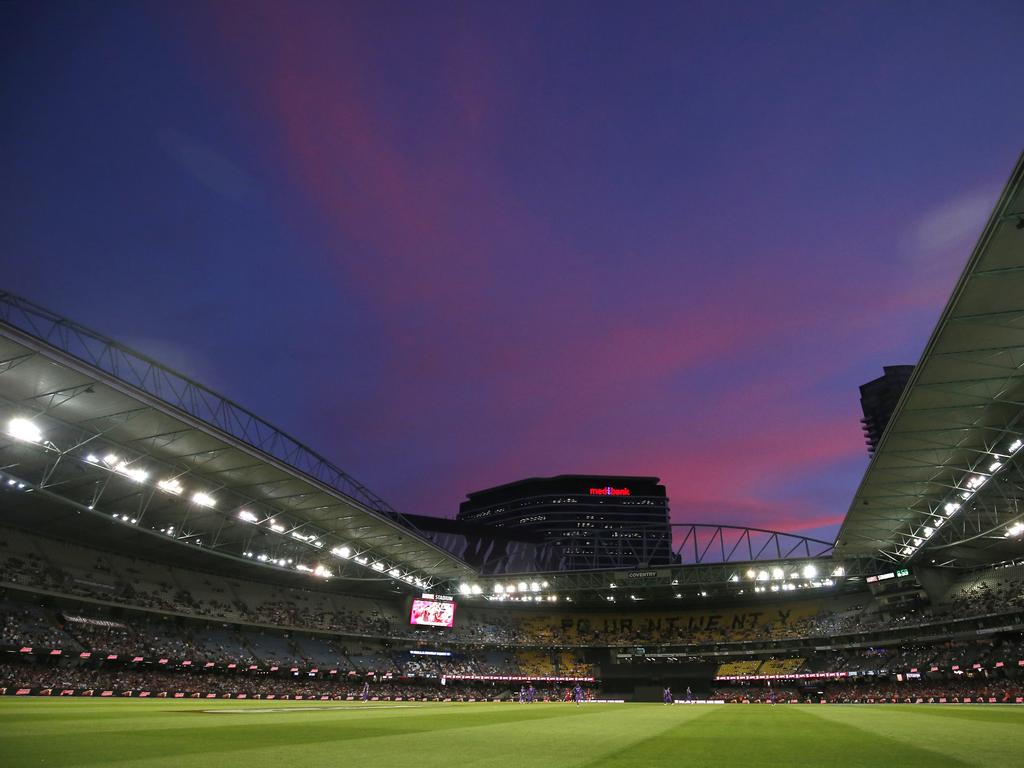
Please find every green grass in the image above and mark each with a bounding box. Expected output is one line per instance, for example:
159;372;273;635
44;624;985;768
1;699;1023;767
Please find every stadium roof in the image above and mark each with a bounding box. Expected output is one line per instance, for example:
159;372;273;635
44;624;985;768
0;292;475;591
836;150;1024;567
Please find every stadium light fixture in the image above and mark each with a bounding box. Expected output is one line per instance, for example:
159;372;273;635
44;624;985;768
471;584;482;595
530;582;540;592
728;574;739;582
191;492;216;508
756;570;769;581
7;418;43;443
771;567;784;580
944;503;960;515
270;523;285;533
103;454;119;466
388;568;400;578
114;462;148;483
1011;439;1023;453
86;454;99;463
494;584;504;594
331;546;351;558
506;584;516;594
1005;522;1024;538
458;583;471;595
831;566;845;578
990;461;1002;472
802;564;817;579
517;581;528;592
371;561;385;572
746;569;756;579
237;510;258;523
541;581;549;588
157;478;184;495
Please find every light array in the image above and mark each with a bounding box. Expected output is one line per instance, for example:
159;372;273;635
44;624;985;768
900;436;1024;560
82;451;217;508
234;501;428;589
6;416;429;591
480;579;555;602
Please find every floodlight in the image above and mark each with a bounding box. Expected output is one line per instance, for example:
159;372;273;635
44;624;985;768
471;584;482;595
270;523;285;533
944;503;960;515
238;510;258;523
802;564;817;579
518;581;528;592
494;583;504;594
458;583;471;595
388;568;400;578
332;546;351;558
157;478;184;495
371;562;385;571
7;418;42;443
530;582;540;592
192;492;216;507
771;567;784;580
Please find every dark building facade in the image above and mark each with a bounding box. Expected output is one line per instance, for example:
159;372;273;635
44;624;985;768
457;475;674;570
859;365;914;455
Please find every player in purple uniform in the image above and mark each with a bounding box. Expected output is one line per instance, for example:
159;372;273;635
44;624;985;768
361;682;369;702
663;687;673;705
519;685;526;703
527;684;536;703
573;683;583;706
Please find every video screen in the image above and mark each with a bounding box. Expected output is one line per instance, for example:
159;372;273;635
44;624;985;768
409;599;456;628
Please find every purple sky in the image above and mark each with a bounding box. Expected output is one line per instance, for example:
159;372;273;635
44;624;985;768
3;1;1023;542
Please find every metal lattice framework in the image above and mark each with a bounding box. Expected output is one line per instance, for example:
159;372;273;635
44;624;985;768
672;524;833;564
837;150;1024;567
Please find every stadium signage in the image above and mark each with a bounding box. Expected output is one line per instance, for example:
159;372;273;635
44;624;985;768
589;487;630;496
442;675;595;683
715;672;851;681
420;593;453;602
624;570;659;579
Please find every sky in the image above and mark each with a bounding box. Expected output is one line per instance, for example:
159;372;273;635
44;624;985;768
3;1;1023;544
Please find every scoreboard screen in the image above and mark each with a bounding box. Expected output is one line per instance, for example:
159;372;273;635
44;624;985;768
409;599;456;628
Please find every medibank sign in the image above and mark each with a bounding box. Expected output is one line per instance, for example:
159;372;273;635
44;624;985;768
589;487;630;496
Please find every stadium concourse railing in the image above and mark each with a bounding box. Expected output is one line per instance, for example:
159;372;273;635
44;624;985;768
0;291;422;535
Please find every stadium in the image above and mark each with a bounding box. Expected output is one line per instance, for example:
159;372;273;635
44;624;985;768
0;149;1022;765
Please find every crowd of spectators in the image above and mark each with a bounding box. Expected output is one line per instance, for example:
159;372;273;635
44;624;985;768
3;526;1024;658
0;661;574;700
